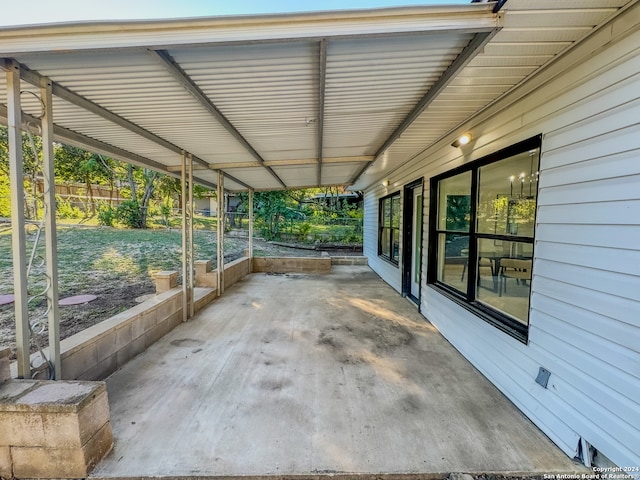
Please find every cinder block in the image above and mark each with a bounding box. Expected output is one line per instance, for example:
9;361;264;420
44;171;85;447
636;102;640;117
194;260;212;275
0;348;10;383
76;354;117;381
167;311;182;329
115;323;133;350
95;334;118;363
12;445;88;478
0;381;112;478
0;445;12;478
0;412;45;447
61;343;97;380
138;309;158;336
77;391;111;448
156;297;178;323
82;420;113;474
153;270;178;293
145;322;170;348
195;272;218;288
116;335;146;368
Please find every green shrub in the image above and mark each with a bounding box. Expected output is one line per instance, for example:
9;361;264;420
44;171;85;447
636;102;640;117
0;176;10;217
97;205;116;226
55;197;83;219
116;200;143;228
296;222;312;241
160;204;172;227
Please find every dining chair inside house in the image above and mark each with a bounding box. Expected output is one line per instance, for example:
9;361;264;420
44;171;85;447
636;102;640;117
460;248;493;284
498;258;532;297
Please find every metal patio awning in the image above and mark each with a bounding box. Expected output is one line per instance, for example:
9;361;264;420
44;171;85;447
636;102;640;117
0;0;632;192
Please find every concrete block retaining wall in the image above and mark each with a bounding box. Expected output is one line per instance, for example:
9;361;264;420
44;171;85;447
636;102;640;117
224;257;251;288
59;289;185;381
33;258;250;382
330;256;368;265
252;256;331;273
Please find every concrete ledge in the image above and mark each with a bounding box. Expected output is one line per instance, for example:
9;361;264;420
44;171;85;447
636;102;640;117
0;379;113;478
252;256;331;274
331;256;368;265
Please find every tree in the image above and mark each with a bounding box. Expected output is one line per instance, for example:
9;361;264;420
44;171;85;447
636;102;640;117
122;165;159;229
0;125;43;219
54;144;116;215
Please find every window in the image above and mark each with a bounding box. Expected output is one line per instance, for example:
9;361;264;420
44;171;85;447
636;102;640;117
379;192;400;264
428;135;541;341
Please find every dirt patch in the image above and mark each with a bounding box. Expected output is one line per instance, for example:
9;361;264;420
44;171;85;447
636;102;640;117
0;282;154;361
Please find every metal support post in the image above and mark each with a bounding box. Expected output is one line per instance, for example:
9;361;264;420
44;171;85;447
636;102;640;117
248;189;254;263
181;151;188;322
7;65;31;378
188;154;194;318
216;171;224;296
41;76;61;379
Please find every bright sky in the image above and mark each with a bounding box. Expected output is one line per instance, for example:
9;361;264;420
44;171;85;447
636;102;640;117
1;0;468;26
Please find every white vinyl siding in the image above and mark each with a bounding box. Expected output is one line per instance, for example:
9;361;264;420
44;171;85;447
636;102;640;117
364;184;403;293
363;7;640;469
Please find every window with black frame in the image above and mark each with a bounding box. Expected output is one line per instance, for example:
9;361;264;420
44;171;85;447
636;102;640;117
428;135;541;340
378;193;400;264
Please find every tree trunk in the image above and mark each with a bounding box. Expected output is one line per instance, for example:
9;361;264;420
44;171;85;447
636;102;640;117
138;169;158;229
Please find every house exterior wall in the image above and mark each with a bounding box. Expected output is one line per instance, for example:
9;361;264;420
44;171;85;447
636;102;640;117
363;5;639;469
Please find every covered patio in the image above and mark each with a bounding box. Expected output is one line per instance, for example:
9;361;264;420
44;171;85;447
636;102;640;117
91;266;582;478
2;1;633;476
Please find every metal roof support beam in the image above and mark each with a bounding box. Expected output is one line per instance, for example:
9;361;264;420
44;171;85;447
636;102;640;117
181;151;191;322
316;39;327;186
6;63;30;378
0;104;218;190
349;30;496;185
248;189;254;261
149;49;287;189
41;76;62;379
0;59;232;184
216;170;225;296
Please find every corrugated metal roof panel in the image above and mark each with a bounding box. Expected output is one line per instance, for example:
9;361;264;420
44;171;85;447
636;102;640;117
323;32;473;157
171;42;319;162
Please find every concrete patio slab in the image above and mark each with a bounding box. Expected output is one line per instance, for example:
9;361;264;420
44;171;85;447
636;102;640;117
91;266;584;478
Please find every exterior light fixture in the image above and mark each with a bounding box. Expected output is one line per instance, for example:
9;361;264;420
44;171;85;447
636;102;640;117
382;180;389;187
451;133;472;148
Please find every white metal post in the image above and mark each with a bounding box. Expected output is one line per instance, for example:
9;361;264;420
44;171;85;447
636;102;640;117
181;151;188;322
216;170;224;296
188;153;194;318
248;188;254;263
41;77;61;379
7;65;31;378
